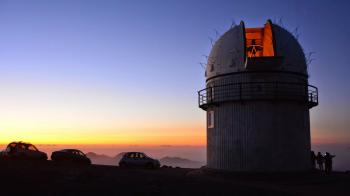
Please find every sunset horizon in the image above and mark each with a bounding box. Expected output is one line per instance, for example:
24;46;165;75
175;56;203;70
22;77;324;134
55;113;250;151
1;1;349;195
0;0;349;169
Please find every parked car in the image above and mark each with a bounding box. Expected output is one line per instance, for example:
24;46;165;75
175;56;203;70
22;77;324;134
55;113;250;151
0;142;47;160
119;152;160;168
51;149;91;165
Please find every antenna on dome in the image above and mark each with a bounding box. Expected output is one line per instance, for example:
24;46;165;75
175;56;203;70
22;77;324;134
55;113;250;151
306;51;316;66
214;29;220;39
208;37;214;47
198;62;206;70
278;17;285;27
230;19;236;28
292;26;300;40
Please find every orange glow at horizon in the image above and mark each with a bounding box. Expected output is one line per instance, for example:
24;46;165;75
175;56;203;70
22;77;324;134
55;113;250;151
1;124;346;146
311;126;350;145
0;123;206;146
0;89;206;146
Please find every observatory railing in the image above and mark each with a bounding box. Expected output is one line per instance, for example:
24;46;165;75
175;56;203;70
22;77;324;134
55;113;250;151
198;82;318;110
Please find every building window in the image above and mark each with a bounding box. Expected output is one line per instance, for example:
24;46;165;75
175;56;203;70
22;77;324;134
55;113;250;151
208;110;214;128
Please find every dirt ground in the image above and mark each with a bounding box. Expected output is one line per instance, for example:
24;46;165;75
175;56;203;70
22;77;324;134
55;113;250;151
0;160;349;196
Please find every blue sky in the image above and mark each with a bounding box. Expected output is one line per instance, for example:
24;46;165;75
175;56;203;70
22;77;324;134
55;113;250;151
0;0;349;144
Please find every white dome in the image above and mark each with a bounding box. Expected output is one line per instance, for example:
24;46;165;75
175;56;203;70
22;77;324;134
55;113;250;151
206;22;245;79
206;20;307;80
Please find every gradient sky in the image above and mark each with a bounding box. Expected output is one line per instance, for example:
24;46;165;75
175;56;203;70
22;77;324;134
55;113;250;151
0;0;349;146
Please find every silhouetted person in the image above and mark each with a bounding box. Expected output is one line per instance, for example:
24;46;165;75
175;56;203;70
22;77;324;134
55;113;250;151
324;152;335;174
316;152;324;171
311;151;316;169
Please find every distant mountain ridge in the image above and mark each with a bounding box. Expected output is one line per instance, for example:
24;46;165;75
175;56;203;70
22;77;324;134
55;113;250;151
86;152;204;168
160;156;204;168
86;152;125;166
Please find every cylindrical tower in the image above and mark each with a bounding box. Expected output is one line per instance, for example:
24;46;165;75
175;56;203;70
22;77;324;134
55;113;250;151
198;20;318;171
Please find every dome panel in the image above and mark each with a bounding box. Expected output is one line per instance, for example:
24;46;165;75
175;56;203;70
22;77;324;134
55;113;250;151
272;24;307;74
206;22;245;79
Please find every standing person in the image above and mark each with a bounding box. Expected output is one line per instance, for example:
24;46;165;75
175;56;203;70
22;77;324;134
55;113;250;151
311;151;316;170
316;152;324;171
324;152;336;174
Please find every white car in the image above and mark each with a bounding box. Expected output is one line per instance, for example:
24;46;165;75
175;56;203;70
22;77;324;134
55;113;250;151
119;152;160;169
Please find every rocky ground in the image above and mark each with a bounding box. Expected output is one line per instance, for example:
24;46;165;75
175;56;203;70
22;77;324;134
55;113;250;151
0;160;349;196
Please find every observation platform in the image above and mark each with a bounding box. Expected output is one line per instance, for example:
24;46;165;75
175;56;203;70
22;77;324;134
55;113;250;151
198;82;318;110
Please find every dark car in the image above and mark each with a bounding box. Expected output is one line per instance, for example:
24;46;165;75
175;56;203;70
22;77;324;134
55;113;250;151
51;149;91;165
119;152;160;169
0;142;47;160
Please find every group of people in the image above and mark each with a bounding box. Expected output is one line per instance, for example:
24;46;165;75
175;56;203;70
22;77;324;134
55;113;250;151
311;151;335;174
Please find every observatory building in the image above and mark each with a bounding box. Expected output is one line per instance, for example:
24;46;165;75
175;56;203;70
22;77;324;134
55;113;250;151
198;20;318;171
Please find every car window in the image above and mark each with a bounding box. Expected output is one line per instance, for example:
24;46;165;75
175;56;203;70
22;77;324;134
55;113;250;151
28;145;37;151
139;153;145;158
9;143;16;148
5;146;12;153
19;144;26;150
128;153;135;158
79;151;85;156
